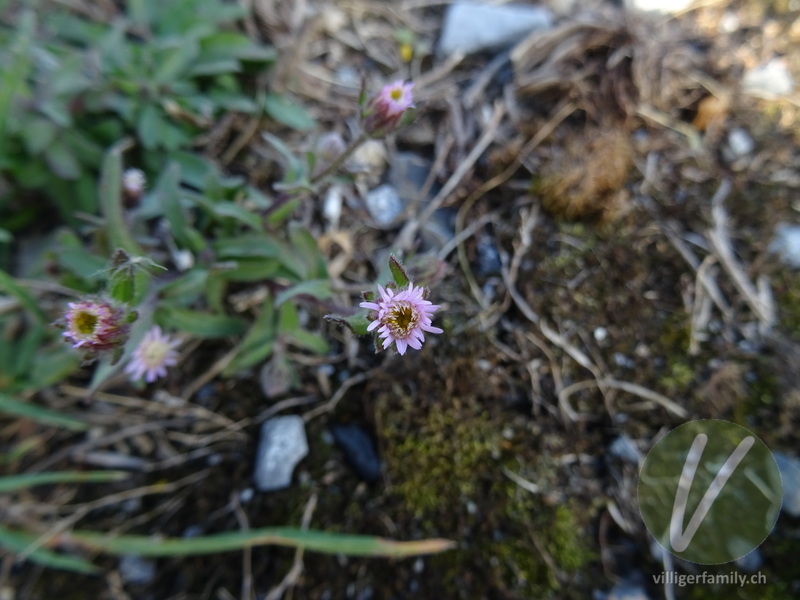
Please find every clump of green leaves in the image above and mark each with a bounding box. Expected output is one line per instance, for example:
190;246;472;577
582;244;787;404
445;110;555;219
0;0;275;226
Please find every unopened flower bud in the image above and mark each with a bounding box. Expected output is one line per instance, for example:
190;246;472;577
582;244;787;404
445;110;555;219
363;80;414;136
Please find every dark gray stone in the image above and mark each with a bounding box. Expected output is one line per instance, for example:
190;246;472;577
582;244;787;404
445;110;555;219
331;423;382;483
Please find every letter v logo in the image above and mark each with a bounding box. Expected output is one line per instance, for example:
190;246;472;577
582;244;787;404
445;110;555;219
669;433;755;552
638;420;782;564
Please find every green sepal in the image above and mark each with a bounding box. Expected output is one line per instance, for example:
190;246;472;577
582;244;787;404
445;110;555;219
108;268;135;303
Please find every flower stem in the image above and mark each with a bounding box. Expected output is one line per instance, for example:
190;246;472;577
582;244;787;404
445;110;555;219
310;131;369;185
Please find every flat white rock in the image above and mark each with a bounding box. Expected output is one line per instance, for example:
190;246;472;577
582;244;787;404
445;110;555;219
743;58;795;99
438;2;552;57
769;223;800;269
253;416;309;492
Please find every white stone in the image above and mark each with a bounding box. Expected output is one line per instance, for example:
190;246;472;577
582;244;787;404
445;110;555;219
743;58;795;99
774;452;800;517
119;555;156;586
769;223;800;268
365;184;404;228
624;0;695;14
438;2;552;57
253;416;309;492
723;128;755;161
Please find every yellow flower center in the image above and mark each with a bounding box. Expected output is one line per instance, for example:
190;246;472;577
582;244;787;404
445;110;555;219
390;87;403;102
141;342;169;367
74;311;98;335
387;302;419;337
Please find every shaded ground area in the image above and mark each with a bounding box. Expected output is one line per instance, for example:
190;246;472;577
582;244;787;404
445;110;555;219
5;0;800;599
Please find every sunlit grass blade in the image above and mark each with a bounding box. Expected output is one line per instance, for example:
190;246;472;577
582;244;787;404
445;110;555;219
0;393;88;431
0;471;129;493
69;528;456;558
0;525;99;574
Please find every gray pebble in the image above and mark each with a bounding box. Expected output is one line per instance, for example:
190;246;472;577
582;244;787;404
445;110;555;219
774;452;800;517
438;2;552;57
253;416;309;492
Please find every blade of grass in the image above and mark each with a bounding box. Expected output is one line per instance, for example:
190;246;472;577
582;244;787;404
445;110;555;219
69;528;456;558
69;527;455;558
0;470;129;493
99;138;141;254
0;525;100;574
0;393;88;431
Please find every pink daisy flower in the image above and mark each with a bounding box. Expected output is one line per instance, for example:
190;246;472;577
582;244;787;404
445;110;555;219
364;80;415;135
360;283;443;355
377;80;414;117
125;326;180;383
63;300;129;352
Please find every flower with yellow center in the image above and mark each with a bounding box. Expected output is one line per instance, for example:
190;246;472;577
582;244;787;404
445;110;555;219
360;283;442;355
63;300;129;351
125;326;180;383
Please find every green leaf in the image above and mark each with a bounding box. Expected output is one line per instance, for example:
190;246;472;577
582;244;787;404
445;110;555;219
222;297;277;376
0;525;100;574
0;9;34;156
213;235;282;259
12;323;44;379
170;151;217;189
277;301;299;332
159;269;208;305
285;329;329;354
137;104;166;150
188;59;241;77
264;94;315;131
54;232;107;283
154;41;199;84
99;139;141;255
274;279;330;306
108;270;135;304
44;140;81;180
288;224;327;279
389;255;410;288
0;393;87;431
152;162;198;250
69;527;456;558
22;118;57;155
0;471;128;493
0;270;47;324
198;31;276;64
155;307;246;338
29;346;81;391
217;258;281;282
185;195;262;230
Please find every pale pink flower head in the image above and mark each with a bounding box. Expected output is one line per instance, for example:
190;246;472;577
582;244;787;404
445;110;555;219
125;326;180;383
63;299;129;352
364;80;415;135
360;283;442;355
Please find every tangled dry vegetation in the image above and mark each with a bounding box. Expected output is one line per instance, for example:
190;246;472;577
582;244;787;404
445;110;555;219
7;0;800;598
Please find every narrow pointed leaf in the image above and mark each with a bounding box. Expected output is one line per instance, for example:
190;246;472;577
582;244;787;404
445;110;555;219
68;527;456;558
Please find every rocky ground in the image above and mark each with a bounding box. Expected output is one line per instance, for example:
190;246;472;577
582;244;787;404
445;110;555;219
7;0;800;599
